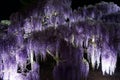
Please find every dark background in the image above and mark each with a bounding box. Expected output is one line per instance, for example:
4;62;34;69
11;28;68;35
0;0;120;20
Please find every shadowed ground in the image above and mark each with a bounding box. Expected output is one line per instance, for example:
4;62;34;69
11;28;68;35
88;70;120;80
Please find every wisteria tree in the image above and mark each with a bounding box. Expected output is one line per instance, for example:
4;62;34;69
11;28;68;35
0;0;120;80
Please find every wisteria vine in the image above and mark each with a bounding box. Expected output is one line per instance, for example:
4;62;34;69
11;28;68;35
0;0;120;80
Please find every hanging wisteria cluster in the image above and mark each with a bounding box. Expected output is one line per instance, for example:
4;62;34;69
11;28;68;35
0;0;120;80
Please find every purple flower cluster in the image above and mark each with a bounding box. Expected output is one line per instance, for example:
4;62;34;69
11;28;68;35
0;0;120;80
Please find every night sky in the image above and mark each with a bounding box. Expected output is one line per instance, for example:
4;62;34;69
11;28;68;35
0;0;120;20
